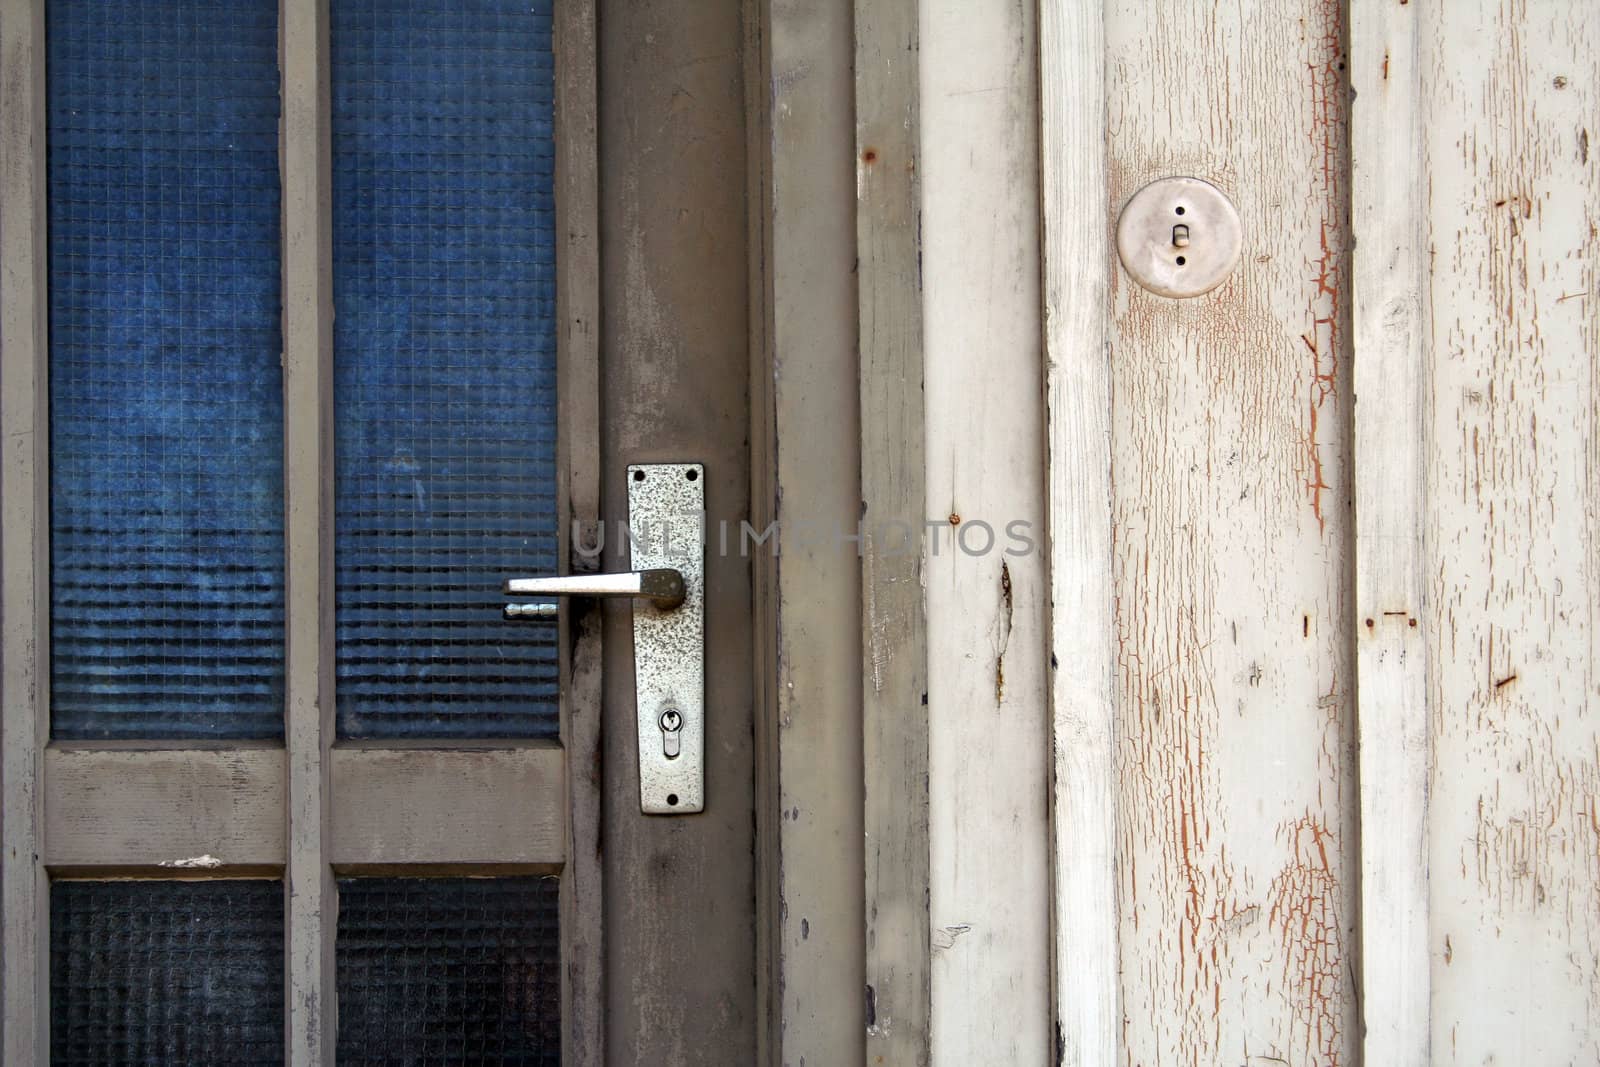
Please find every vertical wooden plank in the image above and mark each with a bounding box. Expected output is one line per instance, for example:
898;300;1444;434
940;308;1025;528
856;0;929;1062
756;0;867;1063
1350;1;1430;1063
1039;2;1117;1064
281;0;335;1059
1102;1;1358;1063
553;0;603;1061
922;0;1051;1062
1421;3;1600;1061
597;0;758;1060
0;0;50;1057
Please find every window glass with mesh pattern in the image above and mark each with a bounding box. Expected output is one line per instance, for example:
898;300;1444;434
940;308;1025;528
336;877;562;1063
50;880;285;1064
331;0;561;739
47;0;285;740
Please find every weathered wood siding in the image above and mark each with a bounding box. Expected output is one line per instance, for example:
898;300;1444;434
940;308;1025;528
856;0;931;1061
758;0;866;1064
1103;2;1359;1063
922;1;1052;1063
1042;0;1600;1063
1350;0;1430;1060
1414;3;1600;1062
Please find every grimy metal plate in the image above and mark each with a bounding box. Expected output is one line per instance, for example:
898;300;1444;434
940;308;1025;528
628;463;705;813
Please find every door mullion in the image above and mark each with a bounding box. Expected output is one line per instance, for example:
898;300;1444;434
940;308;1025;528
282;0;336;1061
554;0;605;1060
0;0;51;1057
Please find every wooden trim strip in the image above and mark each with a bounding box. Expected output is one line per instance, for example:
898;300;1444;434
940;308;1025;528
759;0;866;1063
553;0;604;1060
45;748;286;868
1039;2;1118;1064
281;0;336;1059
922;0;1053;1058
0;0;51;1056
329;747;565;867
855;0;930;1061
42;745;568;871
1350;2;1430;1062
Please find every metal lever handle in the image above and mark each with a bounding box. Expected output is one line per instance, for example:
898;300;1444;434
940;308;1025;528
502;567;686;617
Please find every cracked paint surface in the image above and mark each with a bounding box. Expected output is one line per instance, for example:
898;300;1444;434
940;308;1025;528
1105;0;1356;1062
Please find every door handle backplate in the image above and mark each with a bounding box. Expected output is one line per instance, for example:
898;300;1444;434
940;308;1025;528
625;462;705;813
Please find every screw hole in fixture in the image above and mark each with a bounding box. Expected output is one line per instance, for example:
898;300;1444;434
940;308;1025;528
1176;256;1187;266
633;469;646;482
686;469;698;481
1175;205;1186;215
667;794;679;806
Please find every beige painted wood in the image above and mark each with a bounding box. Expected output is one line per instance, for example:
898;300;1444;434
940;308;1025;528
281;0;336;1059
553;0;604;1060
1419;3;1600;1061
855;0;930;1061
45;748;284;868
921;1;1050;1062
328;747;564;866
0;0;50;1055
1039;2;1117;1063
1101;1;1358;1063
1350;1;1431;1063
756;0;867;1062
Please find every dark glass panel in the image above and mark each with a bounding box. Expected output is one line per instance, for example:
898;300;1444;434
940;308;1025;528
51;879;285;1064
336;877;561;1063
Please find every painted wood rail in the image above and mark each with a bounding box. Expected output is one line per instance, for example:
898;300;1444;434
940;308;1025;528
923;0;1053;1062
1418;2;1600;1062
1352;1;1430;1063
1040;1;1118;1064
856;0;931;1060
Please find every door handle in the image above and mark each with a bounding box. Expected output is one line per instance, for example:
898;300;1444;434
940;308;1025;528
499;462;705;814
502;568;686;616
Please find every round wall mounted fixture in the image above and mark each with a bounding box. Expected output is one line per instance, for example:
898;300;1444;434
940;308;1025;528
1115;177;1242;298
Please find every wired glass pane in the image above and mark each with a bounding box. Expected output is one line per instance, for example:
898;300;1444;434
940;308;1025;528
47;0;285;740
336;877;561;1063
332;0;559;739
51;880;285;1064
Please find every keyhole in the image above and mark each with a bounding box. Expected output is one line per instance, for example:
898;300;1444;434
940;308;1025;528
659;707;683;760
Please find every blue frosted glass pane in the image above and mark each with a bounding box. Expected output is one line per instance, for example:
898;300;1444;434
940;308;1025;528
48;0;285;740
51;880;285;1064
332;0;559;738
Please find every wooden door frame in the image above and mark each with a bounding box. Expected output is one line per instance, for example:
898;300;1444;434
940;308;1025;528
747;0;930;1062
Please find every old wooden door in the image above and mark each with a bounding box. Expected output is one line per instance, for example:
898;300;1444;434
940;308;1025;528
0;0;759;1062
